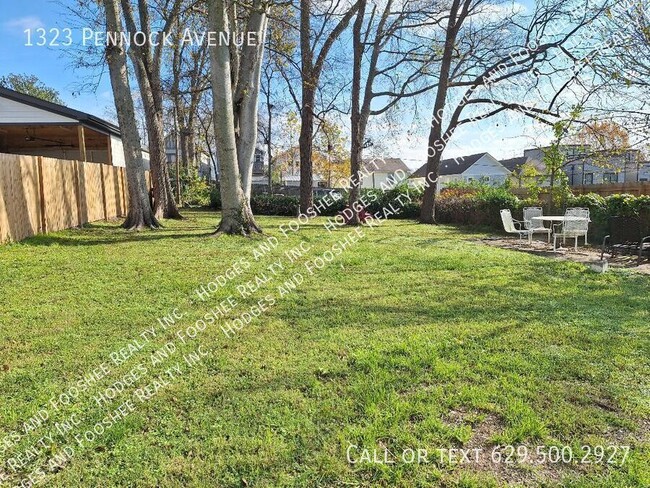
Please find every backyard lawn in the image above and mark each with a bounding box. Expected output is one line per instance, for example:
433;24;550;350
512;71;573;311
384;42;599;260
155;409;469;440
0;209;648;487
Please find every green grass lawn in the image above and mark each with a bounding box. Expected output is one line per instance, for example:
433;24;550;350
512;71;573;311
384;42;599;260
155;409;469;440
0;209;648;487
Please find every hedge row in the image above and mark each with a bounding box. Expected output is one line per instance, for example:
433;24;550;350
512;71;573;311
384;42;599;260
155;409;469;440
208;183;650;242
435;185;521;229
567;193;650;241
210;184;422;218
435;184;650;242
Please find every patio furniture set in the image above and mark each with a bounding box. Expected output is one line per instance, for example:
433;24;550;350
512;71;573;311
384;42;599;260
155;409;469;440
500;207;590;251
500;207;650;264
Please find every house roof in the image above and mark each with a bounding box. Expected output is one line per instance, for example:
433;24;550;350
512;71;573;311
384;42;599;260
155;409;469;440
0;86;121;137
409;152;488;178
282;174;323;182
363;157;409;173
499;156;529;173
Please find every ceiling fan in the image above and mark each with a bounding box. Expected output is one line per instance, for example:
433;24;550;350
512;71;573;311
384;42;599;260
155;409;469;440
24;130;74;148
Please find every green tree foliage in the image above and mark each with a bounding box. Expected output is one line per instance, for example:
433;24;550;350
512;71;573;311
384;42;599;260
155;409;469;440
0;73;63;104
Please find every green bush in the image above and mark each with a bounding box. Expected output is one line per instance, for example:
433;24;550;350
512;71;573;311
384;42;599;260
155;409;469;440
209;186;221;210
436;182;522;230
567;193;650;241
181;172;211;207
363;183;423;219
251;194;299;216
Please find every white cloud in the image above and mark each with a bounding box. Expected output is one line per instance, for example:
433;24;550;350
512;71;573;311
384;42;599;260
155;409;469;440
3;16;45;32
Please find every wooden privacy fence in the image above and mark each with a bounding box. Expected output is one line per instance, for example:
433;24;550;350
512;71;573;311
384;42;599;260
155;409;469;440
570;182;650;197
511;183;650;203
0;153;150;243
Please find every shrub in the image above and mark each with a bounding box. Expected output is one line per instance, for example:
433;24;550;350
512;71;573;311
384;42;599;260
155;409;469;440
209;186;221;210
436;182;522;230
181;171;211;207
566;193;650;241
251;194;299;216
363;183;423;219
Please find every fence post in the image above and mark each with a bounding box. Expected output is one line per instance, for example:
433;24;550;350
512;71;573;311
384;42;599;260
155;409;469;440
99;163;108;221
120;167;127;215
37;156;47;234
73;160;83;227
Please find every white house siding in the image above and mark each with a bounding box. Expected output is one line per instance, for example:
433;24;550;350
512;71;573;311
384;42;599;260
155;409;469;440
461;154;510;185
639;164;650;182
524;147;647;186
110;135;126;167
0;97;76;124
360;171;406;189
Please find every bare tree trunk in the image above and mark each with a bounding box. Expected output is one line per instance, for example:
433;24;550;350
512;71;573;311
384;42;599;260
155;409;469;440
120;0;182;220
420;0;461;224
298;0;315;215
348;0;366;225
267;100;273;192
103;0;160;230
208;0;261;235
298;87;315;214
297;0;359;215
234;7;268;200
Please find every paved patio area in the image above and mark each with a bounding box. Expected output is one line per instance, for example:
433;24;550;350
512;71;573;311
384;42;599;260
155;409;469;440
481;236;650;275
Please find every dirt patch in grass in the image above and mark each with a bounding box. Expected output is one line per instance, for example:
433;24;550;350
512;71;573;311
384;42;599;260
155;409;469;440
444;409;589;487
480;236;650;275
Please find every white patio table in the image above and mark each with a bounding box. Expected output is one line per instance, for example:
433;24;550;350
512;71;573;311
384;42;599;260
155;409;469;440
531;216;590;224
531;216;590;248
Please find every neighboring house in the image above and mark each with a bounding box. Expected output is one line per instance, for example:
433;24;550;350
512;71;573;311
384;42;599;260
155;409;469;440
409;152;510;191
360;157;410;189
0;86;148;167
251;147;267;185
164;135;266;183
499;156;535;175
276;147;326;188
281;174;325;188
499;156;546;186
164;134;217;181
638;162;650;182
523;145;647;185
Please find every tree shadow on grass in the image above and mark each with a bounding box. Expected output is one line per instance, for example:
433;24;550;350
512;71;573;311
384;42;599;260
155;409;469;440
19;224;215;247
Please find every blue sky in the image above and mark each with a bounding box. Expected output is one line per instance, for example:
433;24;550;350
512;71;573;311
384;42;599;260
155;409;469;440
0;0;115;118
0;0;549;168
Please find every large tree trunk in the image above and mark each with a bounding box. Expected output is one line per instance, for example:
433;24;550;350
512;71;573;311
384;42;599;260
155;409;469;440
208;0;261;235
419;139;444;224
120;0;182;220
348;0;366;225
234;7;268;200
419;1;461;224
298;0;314;215
103;0;159;230
298;89;315;214
149;103;182;219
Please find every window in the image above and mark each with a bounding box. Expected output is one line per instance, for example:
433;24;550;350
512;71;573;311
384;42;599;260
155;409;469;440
603;172;617;184
583;173;594;185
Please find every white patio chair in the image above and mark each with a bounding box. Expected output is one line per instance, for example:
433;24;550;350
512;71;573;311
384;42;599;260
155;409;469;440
523;207;551;243
500;209;532;243
553;210;590;251
564;207;590;245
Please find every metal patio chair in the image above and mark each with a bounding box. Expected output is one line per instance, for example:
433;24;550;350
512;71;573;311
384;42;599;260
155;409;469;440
553;210;590;251
564;207;590;245
523;207;551;243
601;216;650;264
500;209;532;243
